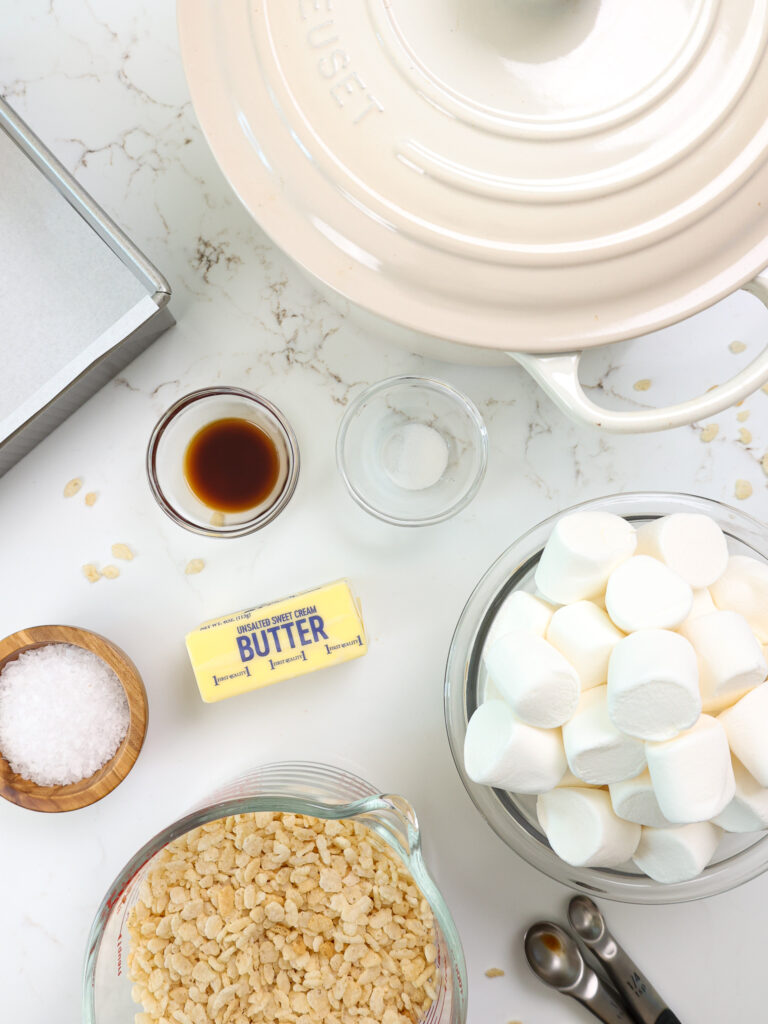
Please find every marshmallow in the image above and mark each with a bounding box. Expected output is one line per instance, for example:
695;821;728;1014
711;555;768;643
719;683;768;786
535;511;637;604
463;700;567;794
632;822;721;884
605;556;693;632
558;768;602;788
635;514;728;588
484;632;580;728
607;629;701;741
609;770;671;829
712;758;768;833
562;686;646;784
536;787;641;867
484;591;554;651
678;588;717;631
679;610;767;713
646;715;735;824
546;601;624;691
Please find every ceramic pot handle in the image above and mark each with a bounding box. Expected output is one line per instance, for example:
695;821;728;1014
509;271;768;433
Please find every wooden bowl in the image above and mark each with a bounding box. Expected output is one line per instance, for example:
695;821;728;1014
0;625;148;812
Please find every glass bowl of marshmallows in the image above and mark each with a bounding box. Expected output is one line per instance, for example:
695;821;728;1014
445;493;768;904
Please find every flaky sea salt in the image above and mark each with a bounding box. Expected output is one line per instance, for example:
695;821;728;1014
0;644;130;786
382;422;449;491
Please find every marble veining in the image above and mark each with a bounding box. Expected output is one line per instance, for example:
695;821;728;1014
1;3;767;1023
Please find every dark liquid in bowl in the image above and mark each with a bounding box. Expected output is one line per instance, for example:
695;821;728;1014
184;417;280;512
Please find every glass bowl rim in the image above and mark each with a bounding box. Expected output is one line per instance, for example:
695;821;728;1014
146;386;300;538
335;375;489;527
82;760;468;1024
444;490;768;905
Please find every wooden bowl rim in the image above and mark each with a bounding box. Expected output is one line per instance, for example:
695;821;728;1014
0;625;148;813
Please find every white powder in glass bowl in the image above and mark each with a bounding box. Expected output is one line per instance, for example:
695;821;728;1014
382;422;449;491
0;643;130;786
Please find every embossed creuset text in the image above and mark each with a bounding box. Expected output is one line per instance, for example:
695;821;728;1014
299;0;384;124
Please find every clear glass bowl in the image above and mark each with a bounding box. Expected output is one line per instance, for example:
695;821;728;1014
82;762;467;1023
146;387;300;537
336;376;488;526
445;492;768;905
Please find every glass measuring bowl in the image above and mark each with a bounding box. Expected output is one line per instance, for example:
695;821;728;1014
146;387;300;538
83;762;467;1023
336;376;488;526
445;492;768;904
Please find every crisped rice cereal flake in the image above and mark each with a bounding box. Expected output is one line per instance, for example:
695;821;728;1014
729;340;747;354
633;379;651;392
63;477;82;498
700;424;719;443
735;479;753;500
185;559;205;575
84;491;98;506
82;563;101;583
112;543;134;561
102;565;120;580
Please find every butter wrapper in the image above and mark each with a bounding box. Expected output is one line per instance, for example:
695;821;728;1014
185;579;367;702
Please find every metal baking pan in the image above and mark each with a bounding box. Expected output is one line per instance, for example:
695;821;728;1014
0;96;174;477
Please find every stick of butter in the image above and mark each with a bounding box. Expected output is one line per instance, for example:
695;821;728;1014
185;579;367;702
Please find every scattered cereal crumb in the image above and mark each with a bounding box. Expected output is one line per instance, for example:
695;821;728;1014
185;558;205;575
729;340;747;354
737;409;751;422
633;379;651;392
735;479;753;500
485;968;505;978
102;565;120;580
111;543;134;561
84;491;98;506
82;563;101;583
762;383;768;396
210;511;225;527
700;423;719;443
739;428;753;445
762;453;768;476
63;477;82;498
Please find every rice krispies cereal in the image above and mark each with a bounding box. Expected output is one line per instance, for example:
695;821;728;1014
127;812;437;1024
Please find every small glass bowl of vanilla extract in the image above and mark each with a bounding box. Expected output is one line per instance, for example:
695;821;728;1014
146;387;300;537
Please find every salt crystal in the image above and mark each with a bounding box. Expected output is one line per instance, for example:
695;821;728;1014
0;644;130;786
382;422;449;491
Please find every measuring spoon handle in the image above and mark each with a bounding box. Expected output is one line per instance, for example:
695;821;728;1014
573;966;633;1024
598;944;680;1024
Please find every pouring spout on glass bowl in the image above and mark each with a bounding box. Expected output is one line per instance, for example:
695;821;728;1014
510;270;768;432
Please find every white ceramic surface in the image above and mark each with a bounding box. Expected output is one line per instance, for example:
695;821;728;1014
3;3;768;1023
177;0;768;430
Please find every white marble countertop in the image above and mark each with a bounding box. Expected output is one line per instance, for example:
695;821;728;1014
2;3;768;1022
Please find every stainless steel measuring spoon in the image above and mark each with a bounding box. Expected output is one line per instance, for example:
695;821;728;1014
524;921;632;1023
568;895;682;1024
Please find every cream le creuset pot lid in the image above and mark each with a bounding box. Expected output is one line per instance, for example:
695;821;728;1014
179;0;768;432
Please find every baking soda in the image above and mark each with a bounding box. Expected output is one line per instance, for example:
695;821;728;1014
0;643;129;786
382;422;449;491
